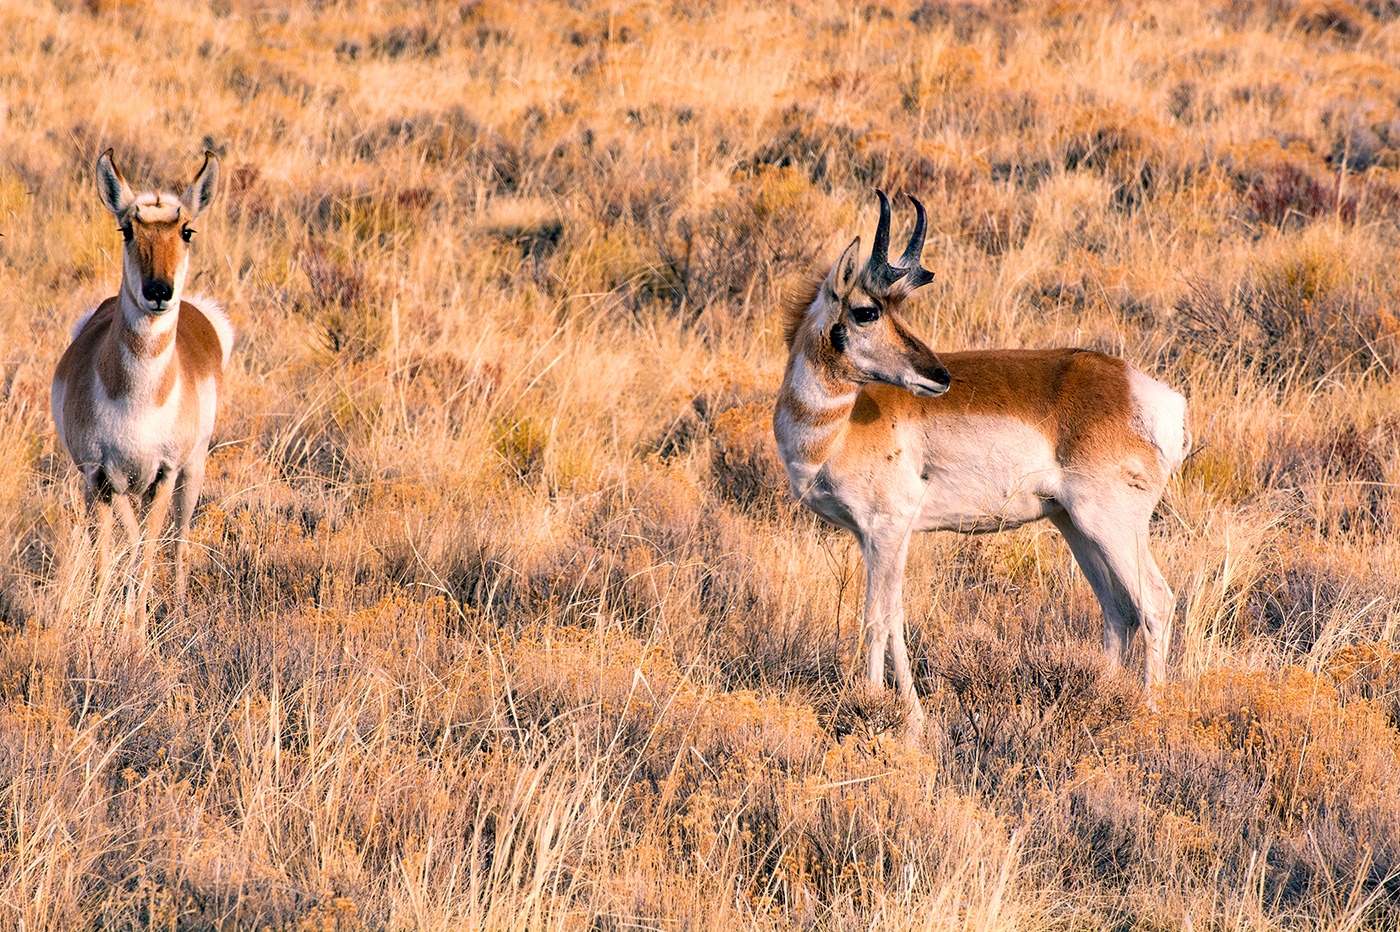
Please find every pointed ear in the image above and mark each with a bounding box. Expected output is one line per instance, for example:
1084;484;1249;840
96;149;134;216
181;151;220;219
829;236;861;300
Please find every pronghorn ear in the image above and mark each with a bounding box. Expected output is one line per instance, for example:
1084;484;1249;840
830;236;861;301
181;151;220;219
95;149;134;216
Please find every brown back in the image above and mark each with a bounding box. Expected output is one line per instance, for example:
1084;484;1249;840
855;348;1154;468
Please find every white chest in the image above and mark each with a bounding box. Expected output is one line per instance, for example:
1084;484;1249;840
63;364;197;492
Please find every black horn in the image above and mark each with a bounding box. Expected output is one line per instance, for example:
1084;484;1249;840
863;190;936;295
871;189;893;274
898;196;935;289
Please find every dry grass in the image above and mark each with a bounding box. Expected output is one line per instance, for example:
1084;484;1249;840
2;0;1400;928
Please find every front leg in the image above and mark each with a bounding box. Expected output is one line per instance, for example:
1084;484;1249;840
132;469;176;632
84;482;116;607
110;493;142;625
171;457;207;606
860;531;924;737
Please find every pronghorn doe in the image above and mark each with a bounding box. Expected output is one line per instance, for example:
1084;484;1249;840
774;192;1188;731
51;149;231;628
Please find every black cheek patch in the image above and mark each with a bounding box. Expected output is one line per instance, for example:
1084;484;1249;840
829;323;846;353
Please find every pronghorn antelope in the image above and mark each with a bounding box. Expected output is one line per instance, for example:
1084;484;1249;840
51;149;231;628
774;192;1188;731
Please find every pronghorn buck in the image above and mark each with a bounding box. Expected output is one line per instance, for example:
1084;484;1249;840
774;192;1188;731
51;149;231;628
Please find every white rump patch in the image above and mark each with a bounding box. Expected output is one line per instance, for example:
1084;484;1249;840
185;293;234;369
70;304;103;341
1128;369;1189;474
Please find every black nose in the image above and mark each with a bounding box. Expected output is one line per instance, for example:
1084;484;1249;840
142;279;173;303
921;365;951;391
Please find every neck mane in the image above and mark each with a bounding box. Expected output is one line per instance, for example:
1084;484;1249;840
774;308;862;482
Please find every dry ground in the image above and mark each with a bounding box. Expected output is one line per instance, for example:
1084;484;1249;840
2;0;1400;928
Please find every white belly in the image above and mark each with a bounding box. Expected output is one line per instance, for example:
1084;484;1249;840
913;416;1062;533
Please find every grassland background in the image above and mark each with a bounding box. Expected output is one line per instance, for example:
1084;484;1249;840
3;0;1400;928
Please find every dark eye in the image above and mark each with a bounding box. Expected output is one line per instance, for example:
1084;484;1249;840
181;227;195;243
120;226;133;244
851;305;881;325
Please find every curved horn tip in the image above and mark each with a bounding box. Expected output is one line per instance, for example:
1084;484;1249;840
874;190;892;227
871;189;893;260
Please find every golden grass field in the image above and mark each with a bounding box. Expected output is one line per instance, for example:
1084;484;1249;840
3;0;1400;927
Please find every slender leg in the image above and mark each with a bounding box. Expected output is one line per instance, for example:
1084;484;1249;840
111;492;144;626
171;458;205;606
1049;512;1135;666
1052;501;1175;690
133;470;176;631
861;532;924;736
86;485;116;607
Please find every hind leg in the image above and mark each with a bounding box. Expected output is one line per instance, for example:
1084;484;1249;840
1050;512;1136;667
1052;497;1175;690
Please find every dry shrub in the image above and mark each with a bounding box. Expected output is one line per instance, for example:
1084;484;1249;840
398;353;501;431
926;628;1142;796
1216;137;1400;227
1057;106;1180;210
1324;643;1400;727
352;106;484;165
368;20;445;59
487;464;842;692
909;0;1017;42
294;241;389;359
1292;0;1372;38
1020;252;1159;323
1248;160;1355;227
273;423;356;486
491;414;550;483
752;106;880;189
401;465;715;631
1176;251;1400;383
296;240;366;308
708;401;791;516
62;631;186;781
1261;418;1394;534
1112;669;1400;916
652;166;826;324
192;499;392;616
223;161;264;219
820;683;909;741
1240;541;1376;653
224;46;320;105
301;184;437;246
476;199;564;270
956;182;1034;255
492;624;1011;918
